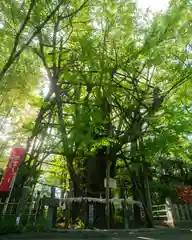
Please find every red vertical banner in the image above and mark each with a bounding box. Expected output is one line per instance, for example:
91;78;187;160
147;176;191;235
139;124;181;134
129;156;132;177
0;145;25;192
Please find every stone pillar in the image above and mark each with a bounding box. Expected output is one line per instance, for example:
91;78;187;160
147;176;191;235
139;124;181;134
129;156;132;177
184;204;190;220
128;204;134;228
165;198;174;227
188;204;192;219
172;204;180;222
178;204;185;220
88;203;94;228
45;187;56;232
123;200;129;229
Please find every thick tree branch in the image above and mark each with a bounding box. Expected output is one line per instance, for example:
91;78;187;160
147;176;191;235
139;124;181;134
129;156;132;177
0;0;89;80
0;0;36;79
165;72;192;98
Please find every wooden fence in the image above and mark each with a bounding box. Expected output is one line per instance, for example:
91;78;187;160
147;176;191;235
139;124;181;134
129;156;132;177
0;192;43;226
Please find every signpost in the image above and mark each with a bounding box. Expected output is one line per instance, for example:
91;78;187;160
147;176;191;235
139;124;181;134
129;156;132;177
104;178;117;189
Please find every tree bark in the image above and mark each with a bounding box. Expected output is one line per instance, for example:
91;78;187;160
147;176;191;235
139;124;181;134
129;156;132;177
132;171;143;228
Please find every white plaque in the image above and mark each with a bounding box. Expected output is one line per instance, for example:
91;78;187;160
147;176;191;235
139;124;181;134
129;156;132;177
104;178;117;189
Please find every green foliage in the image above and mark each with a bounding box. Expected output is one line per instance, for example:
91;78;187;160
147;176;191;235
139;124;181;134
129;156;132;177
0;1;192;227
43;155;70;190
0;155;8;169
0;215;46;235
74;218;85;229
0;216;22;235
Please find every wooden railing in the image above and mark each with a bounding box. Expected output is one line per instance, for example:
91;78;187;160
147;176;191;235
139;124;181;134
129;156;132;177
152;198;192;227
152;204;168;222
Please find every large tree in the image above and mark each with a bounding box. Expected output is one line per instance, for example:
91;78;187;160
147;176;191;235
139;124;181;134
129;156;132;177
1;0;192;228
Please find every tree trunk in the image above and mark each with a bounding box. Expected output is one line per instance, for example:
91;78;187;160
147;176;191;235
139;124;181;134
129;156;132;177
132;171;143;228
84;149;117;228
71;176;82;224
142;165;153;228
86;154;106;228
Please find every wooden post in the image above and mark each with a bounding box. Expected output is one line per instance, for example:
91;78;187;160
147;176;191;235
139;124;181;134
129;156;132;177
45;187;56;232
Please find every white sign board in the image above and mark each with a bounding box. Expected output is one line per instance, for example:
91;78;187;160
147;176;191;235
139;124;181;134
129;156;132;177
104;178;117;189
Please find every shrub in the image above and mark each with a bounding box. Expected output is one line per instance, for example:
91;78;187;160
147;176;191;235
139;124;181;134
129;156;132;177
0;216;22;235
